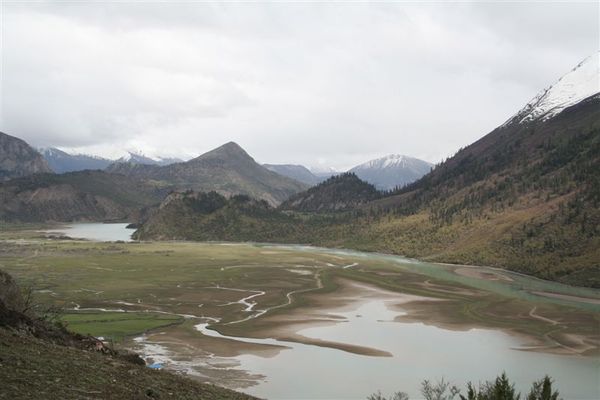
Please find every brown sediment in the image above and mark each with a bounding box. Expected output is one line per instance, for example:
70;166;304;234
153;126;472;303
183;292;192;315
394;295;600;357
530;290;600;305
218;279;437;357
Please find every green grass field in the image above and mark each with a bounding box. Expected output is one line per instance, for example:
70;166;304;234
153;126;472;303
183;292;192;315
61;312;183;341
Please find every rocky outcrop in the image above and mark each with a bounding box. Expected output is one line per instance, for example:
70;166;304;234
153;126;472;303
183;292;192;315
0;131;52;181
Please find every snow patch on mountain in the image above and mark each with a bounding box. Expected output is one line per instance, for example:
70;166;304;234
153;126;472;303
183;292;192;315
505;52;599;126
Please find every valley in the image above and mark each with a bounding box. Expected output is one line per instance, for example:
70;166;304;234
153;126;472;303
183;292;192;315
1;224;598;398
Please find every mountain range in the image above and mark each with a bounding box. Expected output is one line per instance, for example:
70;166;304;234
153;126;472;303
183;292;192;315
40;147;113;173
134;52;600;287
39;148;183;173
266;154;433;189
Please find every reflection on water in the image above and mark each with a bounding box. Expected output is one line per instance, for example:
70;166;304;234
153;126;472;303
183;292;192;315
44;223;134;242
205;300;599;400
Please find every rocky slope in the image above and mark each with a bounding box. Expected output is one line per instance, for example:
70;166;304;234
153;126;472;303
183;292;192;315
108;142;307;206
0;132;52;181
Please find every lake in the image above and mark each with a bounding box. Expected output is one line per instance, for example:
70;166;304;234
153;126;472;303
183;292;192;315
43;223;135;242
194;296;599;399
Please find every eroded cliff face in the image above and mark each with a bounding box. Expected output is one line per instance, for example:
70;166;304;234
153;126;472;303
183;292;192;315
0;132;52;181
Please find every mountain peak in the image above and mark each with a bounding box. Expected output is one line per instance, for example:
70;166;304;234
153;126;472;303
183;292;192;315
349;154;433;190
196;141;250;161
505;51;599;126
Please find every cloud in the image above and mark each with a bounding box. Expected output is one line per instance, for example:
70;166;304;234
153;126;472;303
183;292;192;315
0;2;597;168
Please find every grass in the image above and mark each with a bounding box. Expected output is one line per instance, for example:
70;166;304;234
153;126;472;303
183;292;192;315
0;328;256;400
61;312;183;341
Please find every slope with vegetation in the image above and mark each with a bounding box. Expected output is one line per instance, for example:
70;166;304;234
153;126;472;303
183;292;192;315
0;269;255;400
280;172;380;212
0;170;166;222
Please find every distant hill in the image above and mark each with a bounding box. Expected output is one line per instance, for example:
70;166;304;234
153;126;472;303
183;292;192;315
0;170;165;222
263;164;321;185
280;172;380;212
40;147;113;173
134;191;306;241
349;154;433;190
108;142;307;206
0;132;52;181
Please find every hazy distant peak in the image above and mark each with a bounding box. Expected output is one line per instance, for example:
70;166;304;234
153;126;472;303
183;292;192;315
504;51;599;126
352;154;433;171
349;154;432;190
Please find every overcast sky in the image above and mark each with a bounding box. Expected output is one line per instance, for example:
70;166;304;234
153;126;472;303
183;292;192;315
1;1;598;170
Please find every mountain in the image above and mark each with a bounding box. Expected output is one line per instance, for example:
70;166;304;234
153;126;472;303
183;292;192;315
0;132;52;181
107;142;308;206
0;170;166;222
349;154;433;190
504;51;599;126
263;164;321;185
113;151;183;166
133;54;600;287
280;172;379;212
366;54;600;286
40;147;113;173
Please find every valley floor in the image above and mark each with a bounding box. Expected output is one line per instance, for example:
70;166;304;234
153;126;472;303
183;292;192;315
0;224;598;397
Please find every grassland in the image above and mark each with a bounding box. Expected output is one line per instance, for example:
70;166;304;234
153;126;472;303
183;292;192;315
61;312;183;341
1;224;598;389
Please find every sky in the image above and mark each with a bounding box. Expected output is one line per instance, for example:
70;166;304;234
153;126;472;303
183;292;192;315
0;1;598;170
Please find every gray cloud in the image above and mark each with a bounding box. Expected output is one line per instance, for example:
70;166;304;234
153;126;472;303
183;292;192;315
0;2;597;169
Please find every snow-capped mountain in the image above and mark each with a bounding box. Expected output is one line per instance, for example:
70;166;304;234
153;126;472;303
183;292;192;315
39;147;113;173
349;154;433;190
116;151;182;166
504;51;599;126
